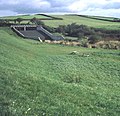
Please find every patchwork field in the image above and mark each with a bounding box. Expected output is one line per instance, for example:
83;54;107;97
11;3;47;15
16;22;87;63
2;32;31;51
0;14;51;20
1;14;120;30
0;27;120;115
42;15;120;30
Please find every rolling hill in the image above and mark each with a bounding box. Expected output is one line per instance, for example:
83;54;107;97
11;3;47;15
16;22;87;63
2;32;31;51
42;15;120;30
1;14;120;30
0;14;51;20
0;27;120;115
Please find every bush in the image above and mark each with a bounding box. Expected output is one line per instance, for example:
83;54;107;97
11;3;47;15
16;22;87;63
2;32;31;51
88;35;102;44
16;18;23;24
80;39;89;47
77;32;84;40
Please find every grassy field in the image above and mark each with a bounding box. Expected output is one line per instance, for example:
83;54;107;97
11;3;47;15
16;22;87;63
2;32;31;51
88;16;115;21
1;14;120;30
0;14;51;20
0;15;120;30
0;27;120;115
0;14;52;24
42;15;120;30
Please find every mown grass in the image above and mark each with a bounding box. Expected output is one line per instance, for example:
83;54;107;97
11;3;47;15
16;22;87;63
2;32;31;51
0;27;120;115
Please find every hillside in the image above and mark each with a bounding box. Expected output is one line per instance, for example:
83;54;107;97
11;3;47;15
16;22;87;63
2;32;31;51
0;14;51;20
0;27;120;115
1;14;120;30
42;15;120;30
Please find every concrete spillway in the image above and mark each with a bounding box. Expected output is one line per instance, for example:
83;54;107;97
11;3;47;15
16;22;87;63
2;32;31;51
11;25;64;41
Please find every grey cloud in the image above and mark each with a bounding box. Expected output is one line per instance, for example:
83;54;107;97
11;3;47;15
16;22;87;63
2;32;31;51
0;0;73;14
103;2;120;9
0;0;120;17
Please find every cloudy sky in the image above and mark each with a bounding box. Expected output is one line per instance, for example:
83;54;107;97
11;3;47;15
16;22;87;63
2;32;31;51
0;0;120;17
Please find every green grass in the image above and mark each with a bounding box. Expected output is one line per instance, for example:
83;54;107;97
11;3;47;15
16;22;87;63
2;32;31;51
42;15;120;30
0;14;51;20
0;14;52;24
0;27;120;115
89;16;115;21
1;14;120;30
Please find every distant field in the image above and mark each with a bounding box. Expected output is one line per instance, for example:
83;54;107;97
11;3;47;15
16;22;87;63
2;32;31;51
77;15;117;21
89;16;115;21
42;15;120;30
1;14;120;30
0;27;120;115
0;14;53;24
0;14;51;19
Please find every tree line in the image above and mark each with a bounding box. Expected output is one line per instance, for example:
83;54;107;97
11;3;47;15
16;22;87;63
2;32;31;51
54;23;120;43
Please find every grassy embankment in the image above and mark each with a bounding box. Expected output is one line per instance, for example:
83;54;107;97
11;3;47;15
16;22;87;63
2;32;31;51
0;27;120;115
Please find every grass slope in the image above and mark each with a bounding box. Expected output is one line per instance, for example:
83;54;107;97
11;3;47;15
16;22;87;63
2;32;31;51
42;15;120;30
0;27;120;115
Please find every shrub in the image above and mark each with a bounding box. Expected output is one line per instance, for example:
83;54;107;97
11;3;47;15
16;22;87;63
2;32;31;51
88;35;102;44
16;18;23;24
77;32;84;40
80;39;89;47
